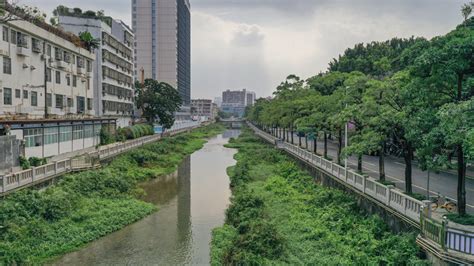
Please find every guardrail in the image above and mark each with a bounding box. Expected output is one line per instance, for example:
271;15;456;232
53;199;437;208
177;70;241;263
0;124;202;195
249;123;474;258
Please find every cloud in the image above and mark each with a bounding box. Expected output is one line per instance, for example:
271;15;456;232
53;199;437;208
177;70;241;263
20;0;469;99
231;25;264;47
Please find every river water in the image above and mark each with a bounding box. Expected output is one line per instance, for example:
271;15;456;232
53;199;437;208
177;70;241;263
54;130;240;265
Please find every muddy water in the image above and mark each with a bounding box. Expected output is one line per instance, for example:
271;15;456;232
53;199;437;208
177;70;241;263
54;130;240;265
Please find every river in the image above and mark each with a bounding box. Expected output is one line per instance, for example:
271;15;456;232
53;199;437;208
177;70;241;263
53;130;240;265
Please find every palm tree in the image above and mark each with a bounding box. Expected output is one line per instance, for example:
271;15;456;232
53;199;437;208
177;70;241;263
79;31;100;52
461;2;473;22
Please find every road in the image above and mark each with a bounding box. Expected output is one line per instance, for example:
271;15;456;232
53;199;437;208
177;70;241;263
282;132;474;213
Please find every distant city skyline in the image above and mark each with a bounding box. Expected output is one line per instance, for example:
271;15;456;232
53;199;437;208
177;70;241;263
22;0;467;99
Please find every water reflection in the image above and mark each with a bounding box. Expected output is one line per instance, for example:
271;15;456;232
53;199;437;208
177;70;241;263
53;131;239;266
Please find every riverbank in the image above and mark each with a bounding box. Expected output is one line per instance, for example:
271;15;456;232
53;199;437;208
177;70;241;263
211;127;427;265
0;123;225;264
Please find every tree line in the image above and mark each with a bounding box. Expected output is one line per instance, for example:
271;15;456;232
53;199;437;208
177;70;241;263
247;8;474;216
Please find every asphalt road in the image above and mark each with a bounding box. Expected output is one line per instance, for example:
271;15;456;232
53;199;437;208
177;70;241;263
283;132;474;213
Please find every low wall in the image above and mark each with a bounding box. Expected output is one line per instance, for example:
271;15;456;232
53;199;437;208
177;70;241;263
0;135;21;173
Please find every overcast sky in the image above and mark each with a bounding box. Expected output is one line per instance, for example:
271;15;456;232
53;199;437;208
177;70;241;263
23;0;466;99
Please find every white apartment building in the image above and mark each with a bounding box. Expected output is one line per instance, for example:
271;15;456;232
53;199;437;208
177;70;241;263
59;15;135;128
0;8;115;160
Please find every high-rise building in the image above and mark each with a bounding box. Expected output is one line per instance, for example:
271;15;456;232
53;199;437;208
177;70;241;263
221;89;256;117
132;0;191;106
59;15;135;128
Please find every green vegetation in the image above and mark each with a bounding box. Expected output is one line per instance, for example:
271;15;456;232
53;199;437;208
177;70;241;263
211;128;426;265
0;124;224;264
117;124;155;141
19;156;48;170
247;7;474;215
446;213;474;225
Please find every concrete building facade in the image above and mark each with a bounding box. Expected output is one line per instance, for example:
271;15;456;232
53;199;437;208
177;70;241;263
59;16;135;128
132;0;191;106
191;99;216;120
0;8;114;163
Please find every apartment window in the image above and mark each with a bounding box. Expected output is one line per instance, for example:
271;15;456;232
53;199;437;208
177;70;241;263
46;93;52;107
23;90;28;99
46;68;52;82
87;98;92;110
31;91;37;106
86;60;92;72
44;127;58;145
46;44;51;56
59;126;72;142
15;89;20;98
55;94;64;108
24;128;43;148
77;96;85;113
54;47;62;61
3;88;12;105
55;71;61;84
10;30;16;45
63;51;71;63
72;75;77;87
2;26;8;42
3;57;11;74
17;32;28;48
32;38;41;53
67;97;73;108
66;75;71;86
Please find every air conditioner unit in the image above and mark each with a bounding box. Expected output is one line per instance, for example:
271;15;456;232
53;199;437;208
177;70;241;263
17;47;31;57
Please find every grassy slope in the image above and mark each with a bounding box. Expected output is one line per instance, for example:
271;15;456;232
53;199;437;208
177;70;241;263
211;128;427;265
0;124;225;264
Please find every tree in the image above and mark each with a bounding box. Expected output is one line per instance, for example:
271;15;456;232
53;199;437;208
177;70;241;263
79;31;100;52
135;79;182;129
1;1;47;24
461;2;473;22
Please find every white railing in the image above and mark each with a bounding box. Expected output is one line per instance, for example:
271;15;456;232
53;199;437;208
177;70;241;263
249;123;424;224
0;123;203;195
251;123;474;259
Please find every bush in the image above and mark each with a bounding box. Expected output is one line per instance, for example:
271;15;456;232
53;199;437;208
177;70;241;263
19;156;30;170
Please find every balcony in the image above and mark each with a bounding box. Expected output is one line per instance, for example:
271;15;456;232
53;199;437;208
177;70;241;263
16;47;31;57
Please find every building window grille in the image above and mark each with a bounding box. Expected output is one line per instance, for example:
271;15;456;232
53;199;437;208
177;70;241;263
3;88;12;105
24;128;43;147
59;126;72;142
23;90;28;99
55;94;64;109
46;68;52;82
3;57;11;74
2;26;8;42
46;93;52;107
31;91;37;106
15;89;20;98
55;71;61;84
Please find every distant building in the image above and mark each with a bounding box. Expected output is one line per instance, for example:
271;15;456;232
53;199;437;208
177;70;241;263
191;99;213;119
221;89;256;117
214;97;222;108
59;15;135;128
132;0;191;106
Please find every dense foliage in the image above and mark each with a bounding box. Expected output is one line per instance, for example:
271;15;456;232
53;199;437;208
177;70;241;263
247;14;474;216
0;124;224;264
211;128;426;265
135;79;183;129
117;124;155;141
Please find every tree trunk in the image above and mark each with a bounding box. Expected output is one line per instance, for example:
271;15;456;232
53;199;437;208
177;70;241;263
298;134;302;147
404;143;413;194
324;132;328;158
357;155;362;172
379;142;386;182
458;144;467;216
337;130;343;165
